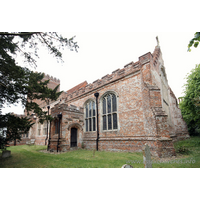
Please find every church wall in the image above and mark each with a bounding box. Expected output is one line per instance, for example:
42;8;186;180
26;44;189;158
49;104;84;151
169;89;189;141
66;69;145;139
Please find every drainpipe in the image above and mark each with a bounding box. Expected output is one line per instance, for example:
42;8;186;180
47;120;51;151
45;105;50;146
94;92;99;151
57;113;62;152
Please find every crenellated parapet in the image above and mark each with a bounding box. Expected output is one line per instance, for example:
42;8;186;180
65;61;140;102
51;103;84;118
43;73;60;84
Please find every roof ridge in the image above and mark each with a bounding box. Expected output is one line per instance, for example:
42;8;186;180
66;81;88;94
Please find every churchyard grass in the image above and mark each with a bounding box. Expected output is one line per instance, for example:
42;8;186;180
1;136;200;168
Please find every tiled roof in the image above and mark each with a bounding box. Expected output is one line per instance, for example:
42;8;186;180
66;81;88;94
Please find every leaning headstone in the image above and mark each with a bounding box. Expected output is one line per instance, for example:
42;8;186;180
121;164;133;168
143;144;152;168
2;150;11;158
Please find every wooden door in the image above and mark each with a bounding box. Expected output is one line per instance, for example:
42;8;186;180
71;128;77;147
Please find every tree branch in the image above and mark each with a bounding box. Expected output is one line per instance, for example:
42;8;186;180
16;45;37;68
0;32;41;37
38;33;53;50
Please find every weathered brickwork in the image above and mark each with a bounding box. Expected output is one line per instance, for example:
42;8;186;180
27;44;189;158
49;104;84;151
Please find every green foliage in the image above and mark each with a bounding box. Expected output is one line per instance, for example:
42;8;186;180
0;114;34;149
175;145;190;154
188;32;200;52
0;32;78;147
0;135;7;151
179;64;200;136
81;141;85;149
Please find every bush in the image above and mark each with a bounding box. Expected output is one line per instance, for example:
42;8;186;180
175;145;190;154
0;135;7;151
81;141;85;149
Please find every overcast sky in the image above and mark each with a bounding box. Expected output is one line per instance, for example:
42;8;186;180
2;0;199;115
2;32;200;114
1;0;199;196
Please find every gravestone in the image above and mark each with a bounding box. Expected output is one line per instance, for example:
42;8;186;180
143;144;152;168
121;164;133;168
2;150;11;158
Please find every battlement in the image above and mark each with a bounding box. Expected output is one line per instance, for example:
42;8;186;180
43;73;60;83
65;60;141;102
34;71;60;83
51;103;84;117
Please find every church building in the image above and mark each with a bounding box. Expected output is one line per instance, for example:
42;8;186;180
27;40;189;158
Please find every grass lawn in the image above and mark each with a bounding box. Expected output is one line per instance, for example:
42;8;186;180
1;136;200;168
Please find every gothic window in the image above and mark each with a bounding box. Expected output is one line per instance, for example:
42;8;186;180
37;123;41;136
43;121;47;136
22;133;28;138
85;100;96;132
102;93;118;131
55;119;59;134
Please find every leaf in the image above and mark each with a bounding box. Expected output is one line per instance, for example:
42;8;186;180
194;42;199;48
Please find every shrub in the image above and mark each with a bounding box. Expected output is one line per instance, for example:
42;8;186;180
175;145;190;154
0;135;7;151
81;141;85;149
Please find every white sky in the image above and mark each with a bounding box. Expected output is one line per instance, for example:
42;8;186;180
2;0;199;116
1;0;199;196
2;32;199;114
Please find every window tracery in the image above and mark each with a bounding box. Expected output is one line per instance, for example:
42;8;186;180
85;100;96;132
102;93;118;130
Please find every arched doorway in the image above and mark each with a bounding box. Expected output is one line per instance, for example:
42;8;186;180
71;128;77;147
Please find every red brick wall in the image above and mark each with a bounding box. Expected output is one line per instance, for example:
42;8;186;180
31;46;189;157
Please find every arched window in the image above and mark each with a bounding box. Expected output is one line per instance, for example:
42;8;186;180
54;119;59;134
85;100;96;132
37;123;41;135
102;93;118;130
